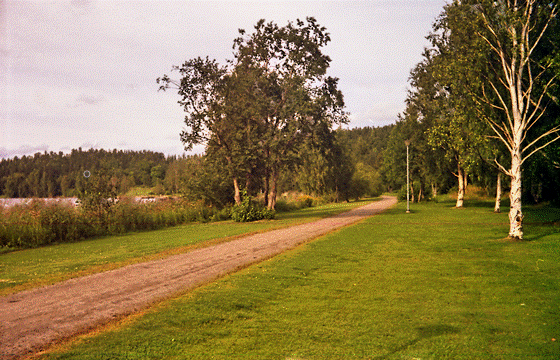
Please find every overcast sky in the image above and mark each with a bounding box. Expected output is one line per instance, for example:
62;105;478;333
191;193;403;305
1;0;447;159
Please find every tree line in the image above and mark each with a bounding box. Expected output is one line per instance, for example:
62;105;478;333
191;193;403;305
3;2;558;241
158;7;559;239
0;148;169;198
381;0;559;239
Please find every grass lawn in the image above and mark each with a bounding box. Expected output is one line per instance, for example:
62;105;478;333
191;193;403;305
33;197;560;360
37;197;560;359
0;200;370;296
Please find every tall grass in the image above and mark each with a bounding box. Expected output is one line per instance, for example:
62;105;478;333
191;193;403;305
0;191;350;251
0;198;220;251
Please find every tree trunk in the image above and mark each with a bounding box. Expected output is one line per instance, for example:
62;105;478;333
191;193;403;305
410;181;415;203
509;147;523;239
494;172;502;213
267;167;278;210
263;167;269;208
245;174;252;198
233;177;241;205
456;164;465;208
431;183;438;199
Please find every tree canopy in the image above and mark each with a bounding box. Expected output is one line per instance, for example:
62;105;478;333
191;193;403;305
158;17;347;209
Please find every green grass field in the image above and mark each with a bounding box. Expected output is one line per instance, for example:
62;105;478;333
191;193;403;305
0;200;369;296
34;197;560;359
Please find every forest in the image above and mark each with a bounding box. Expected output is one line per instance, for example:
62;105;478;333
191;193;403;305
0;148;169;198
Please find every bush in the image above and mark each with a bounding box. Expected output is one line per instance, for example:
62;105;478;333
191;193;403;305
211;207;231;222
274;199;296;212
296;194;314;208
231;191;275;222
397;186;408;201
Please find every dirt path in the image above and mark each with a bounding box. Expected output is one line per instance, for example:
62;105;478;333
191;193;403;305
0;196;397;359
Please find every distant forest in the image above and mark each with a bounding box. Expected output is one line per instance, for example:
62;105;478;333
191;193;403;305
0;127;392;202
0;148;169;198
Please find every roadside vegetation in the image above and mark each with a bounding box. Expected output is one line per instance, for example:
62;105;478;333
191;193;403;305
37;195;560;359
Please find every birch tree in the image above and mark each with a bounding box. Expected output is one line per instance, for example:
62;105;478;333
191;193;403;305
476;0;559;239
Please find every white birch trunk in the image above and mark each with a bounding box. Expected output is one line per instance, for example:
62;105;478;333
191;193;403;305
267;167;278;210
494;172;502;213
456;165;465;208
509;145;524;239
507;50;526;239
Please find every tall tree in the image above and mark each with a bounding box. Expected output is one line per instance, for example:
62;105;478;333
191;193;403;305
158;18;347;209
476;0;559;239
233;18;348;209
419;1;496;208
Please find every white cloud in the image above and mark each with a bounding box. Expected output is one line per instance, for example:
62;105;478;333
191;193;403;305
2;0;446;159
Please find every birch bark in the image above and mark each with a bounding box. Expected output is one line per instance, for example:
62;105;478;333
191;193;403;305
267;166;278;210
456;165;465;208
494;172;502;213
233;177;241;205
478;0;559;239
509;121;524;238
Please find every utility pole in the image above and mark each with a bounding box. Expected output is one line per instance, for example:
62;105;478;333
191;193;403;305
405;140;411;213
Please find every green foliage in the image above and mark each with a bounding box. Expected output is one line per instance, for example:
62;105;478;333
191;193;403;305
352;162;384;198
274;192;317;212
381;0;559;211
0;201;87;248
231;190;275;222
78;173;117;216
159;18;347;210
177;155;233;208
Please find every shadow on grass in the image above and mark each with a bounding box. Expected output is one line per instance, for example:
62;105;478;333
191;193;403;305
523;226;560;242
374;324;461;359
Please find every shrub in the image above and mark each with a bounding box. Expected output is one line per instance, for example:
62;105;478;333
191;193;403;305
397;186;408;201
231;191;275;222
274;199;296;212
211;207;231;222
296;194;314;208
275;192;320;212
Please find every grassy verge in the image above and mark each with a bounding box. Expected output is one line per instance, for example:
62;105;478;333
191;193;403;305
0;199;371;296
39;198;560;359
